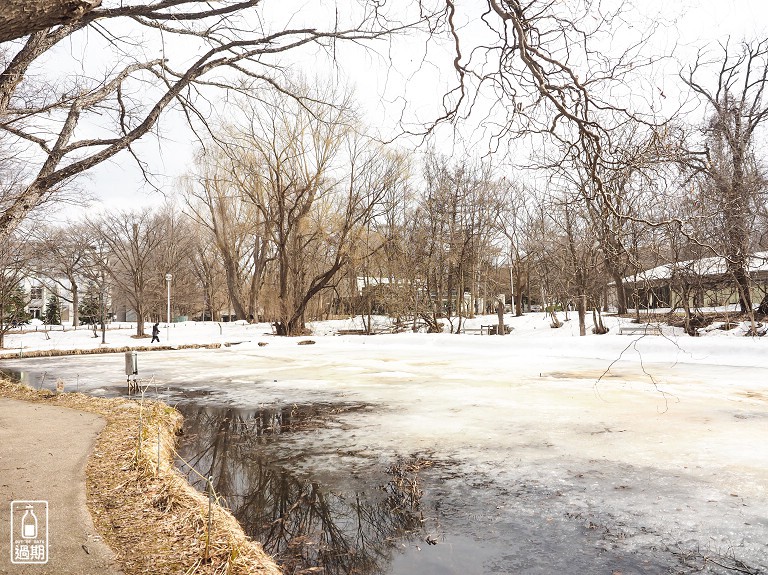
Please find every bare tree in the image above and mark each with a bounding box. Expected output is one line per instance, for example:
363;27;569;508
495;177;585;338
144;202;201;321
412;153;502;333
496;182;541;316
0;1;436;239
375;152;417;324
432;1;664;183
681;39;768;313
89;208;165;337
400;1;678;328
31;221;100;327
187;225;229;322
226;83;392;335
184;151;269;323
345;148;412;332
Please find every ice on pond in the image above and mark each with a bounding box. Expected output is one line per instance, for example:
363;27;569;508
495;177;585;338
2;323;767;573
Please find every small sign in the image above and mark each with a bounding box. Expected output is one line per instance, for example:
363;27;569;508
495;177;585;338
10;500;49;564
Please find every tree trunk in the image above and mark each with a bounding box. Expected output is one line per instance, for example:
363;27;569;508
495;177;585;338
71;282;79;328
592;307;608;334
135;302;145;337
612;271;628;314
221;253;247;321
512;270;524;316
496;297;505;336
0;300;5;349
277;245;291;332
758;293;768;316
578;294;587;336
0;0;100;43
731;265;753;313
246;235;268;323
681;285;695;336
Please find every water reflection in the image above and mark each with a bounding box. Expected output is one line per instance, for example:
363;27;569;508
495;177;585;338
176;404;434;575
0;368;41;387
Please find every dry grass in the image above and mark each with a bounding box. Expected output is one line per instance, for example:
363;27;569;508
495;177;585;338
0;379;282;575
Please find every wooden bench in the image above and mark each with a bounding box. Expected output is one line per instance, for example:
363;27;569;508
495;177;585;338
462;325;495;335
336;329;367;335
618;324;662;335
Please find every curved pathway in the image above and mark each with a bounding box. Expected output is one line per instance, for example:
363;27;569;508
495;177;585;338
0;398;122;574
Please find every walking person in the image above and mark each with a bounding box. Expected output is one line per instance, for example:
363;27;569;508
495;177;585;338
151;322;160;343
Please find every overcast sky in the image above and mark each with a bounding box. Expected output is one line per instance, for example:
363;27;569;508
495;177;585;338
51;0;768;223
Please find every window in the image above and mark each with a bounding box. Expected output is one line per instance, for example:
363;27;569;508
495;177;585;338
30;286;43;300
28;308;41;319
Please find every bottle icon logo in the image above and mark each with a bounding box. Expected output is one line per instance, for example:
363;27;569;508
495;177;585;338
21;506;38;539
10;500;48;564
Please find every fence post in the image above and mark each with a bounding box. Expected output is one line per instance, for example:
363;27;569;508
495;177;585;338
205;475;214;560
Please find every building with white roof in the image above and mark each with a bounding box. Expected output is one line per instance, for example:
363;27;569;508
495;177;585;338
618;252;768;310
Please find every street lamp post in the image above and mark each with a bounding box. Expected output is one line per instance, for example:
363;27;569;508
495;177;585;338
165;273;172;343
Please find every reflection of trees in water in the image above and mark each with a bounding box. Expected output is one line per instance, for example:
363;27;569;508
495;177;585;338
176;405;431;575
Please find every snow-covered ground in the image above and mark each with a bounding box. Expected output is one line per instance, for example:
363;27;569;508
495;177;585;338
2;307;764;352
2;312;767;573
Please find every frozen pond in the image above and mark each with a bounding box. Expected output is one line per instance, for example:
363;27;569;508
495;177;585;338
2;333;767;574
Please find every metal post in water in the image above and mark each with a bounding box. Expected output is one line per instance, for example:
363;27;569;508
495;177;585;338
205;475;214;560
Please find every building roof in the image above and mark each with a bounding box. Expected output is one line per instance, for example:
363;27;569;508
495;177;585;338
622;251;768;285
356;276;391;293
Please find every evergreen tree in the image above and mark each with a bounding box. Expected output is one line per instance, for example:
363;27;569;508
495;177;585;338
44;294;61;325
1;286;30;328
78;290;100;326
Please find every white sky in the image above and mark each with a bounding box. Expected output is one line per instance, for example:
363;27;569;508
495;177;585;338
48;0;768;223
